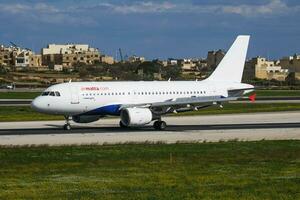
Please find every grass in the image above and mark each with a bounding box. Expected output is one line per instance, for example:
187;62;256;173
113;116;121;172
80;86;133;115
255;90;300;97
1;103;300;122
0;106;63;121
0;92;40;99
0;90;300;99
0;141;299;199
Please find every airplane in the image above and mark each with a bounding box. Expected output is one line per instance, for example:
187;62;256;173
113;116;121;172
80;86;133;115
31;35;254;130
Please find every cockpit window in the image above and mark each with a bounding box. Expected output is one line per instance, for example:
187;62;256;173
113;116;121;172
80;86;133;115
41;92;50;96
41;91;61;97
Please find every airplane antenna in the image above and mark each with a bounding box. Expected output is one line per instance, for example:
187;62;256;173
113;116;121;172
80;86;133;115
69;79;72;83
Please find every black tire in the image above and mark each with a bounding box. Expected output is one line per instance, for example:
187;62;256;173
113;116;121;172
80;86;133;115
63;124;71;130
153;121;160;129
119;121;127;128
154;121;167;130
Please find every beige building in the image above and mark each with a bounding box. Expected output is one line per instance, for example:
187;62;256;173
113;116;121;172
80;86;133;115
100;55;114;64
178;59;197;71
42;44;100;68
29;54;42;68
280;55;300;79
245;57;289;81
0;45;14;66
128;55;145;63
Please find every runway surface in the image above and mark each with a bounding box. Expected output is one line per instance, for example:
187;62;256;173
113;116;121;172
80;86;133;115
0;111;300;146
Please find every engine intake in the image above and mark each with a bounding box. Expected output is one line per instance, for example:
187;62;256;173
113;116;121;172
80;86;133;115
121;108;153;126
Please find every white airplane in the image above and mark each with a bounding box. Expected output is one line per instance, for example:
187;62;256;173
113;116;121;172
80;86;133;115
31;35;254;130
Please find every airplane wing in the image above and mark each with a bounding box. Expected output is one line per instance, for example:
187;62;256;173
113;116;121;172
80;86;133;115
120;95;238;115
119;86;255;115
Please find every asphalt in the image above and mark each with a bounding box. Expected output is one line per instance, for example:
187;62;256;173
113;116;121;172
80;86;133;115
0;112;300;146
0;122;300;135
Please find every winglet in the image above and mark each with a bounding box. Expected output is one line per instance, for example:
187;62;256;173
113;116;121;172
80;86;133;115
249;93;256;102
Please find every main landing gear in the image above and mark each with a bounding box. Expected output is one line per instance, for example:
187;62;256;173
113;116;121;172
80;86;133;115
119;120;167;130
153;120;167;130
119;120;127;128
63;116;71;130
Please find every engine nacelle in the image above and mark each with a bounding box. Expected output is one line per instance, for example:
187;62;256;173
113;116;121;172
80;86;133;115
121;108;153;126
72;115;101;123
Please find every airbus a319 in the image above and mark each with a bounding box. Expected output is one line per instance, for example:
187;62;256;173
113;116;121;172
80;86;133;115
31;35;254;130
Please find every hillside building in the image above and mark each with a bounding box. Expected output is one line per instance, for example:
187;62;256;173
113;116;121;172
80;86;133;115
42;44;100;68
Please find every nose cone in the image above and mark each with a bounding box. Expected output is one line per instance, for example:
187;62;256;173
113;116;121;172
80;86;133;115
31;97;46;112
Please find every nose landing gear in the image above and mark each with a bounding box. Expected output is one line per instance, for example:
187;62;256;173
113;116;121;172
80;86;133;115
63;116;71;130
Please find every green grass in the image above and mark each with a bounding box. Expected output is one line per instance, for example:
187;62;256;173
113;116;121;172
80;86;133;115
0;106;62;121
255;90;300;97
0;92;40;99
0;141;299;199
1;103;300;122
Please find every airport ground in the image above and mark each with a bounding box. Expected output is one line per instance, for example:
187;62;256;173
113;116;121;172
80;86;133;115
0;140;299;199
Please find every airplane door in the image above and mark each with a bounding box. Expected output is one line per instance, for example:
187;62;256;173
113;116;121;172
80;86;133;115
70;85;80;104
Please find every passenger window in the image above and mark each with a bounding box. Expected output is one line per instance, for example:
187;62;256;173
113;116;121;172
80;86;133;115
55;92;61;96
49;92;55;96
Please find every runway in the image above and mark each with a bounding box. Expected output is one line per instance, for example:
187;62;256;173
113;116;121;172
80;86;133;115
0;111;300;146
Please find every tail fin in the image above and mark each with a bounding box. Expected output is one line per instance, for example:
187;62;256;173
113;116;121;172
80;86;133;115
207;35;250;83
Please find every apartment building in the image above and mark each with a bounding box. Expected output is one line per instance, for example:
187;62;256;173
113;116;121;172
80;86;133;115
0;45;14;66
42;44;100;68
280;54;300;79
244;57;289;81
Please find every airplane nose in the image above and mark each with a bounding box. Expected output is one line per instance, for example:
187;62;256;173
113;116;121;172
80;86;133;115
31;97;44;111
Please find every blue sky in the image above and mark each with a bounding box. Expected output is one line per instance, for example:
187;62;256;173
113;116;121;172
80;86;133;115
0;0;299;60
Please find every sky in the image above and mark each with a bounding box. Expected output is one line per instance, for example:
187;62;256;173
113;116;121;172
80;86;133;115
0;0;299;60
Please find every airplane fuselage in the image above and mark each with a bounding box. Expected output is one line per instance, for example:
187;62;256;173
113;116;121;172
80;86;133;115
32;80;253;116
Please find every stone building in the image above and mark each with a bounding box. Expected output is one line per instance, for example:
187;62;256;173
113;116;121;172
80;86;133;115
244;56;289;81
42;44;100;68
207;49;225;68
100;55;114;64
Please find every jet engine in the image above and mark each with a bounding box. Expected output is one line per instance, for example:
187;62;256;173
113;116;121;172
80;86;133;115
72;115;101;123
120;108;153;126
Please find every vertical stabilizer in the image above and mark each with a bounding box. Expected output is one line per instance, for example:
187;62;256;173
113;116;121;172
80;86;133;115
207;35;250;83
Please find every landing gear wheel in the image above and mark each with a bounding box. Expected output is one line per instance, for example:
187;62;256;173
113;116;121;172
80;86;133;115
119;121;128;128
153;121;167;130
63;124;71;130
63;115;71;130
